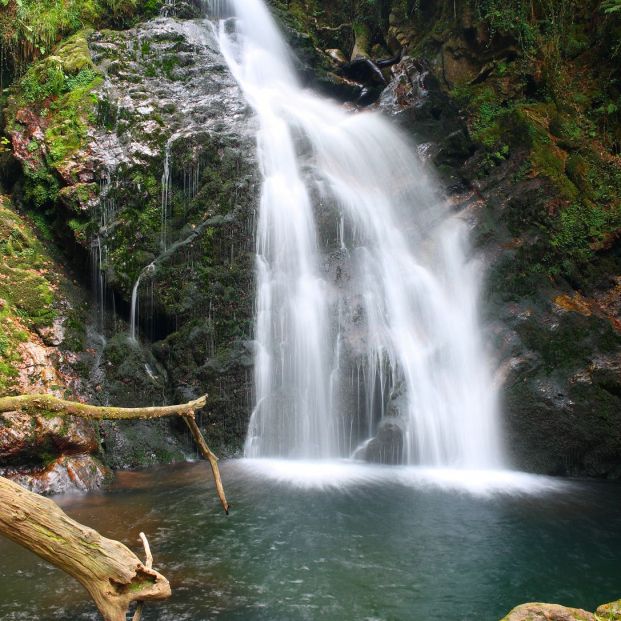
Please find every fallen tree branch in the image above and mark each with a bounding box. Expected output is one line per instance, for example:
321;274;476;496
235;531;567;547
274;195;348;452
0;392;230;511
311;16;352;32
0;392;230;618
184;415;230;514
0;476;171;621
0;393;207;419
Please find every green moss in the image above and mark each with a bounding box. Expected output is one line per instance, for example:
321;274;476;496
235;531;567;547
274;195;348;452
0;0;164;81
530;138;579;201
0;203;57;329
45;75;102;168
22;167;60;210
518;310;620;373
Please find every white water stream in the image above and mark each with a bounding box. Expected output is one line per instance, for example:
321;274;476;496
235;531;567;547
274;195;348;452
213;0;502;468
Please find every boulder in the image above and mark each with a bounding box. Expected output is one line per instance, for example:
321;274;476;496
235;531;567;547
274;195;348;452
363;418;406;465
1;454;109;495
0;411;98;464
500;603;595;621
596;599;621;620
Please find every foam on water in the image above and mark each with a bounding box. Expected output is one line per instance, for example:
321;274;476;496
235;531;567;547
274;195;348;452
234;458;571;497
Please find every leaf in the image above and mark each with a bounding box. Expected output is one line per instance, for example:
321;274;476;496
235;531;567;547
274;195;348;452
602;0;621;13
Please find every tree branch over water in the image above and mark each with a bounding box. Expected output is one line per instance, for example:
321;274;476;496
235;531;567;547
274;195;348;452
0;393;231;619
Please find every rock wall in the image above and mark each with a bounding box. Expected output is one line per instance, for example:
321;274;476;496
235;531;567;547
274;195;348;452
0;194;108;492
2;6;257;482
1;0;620;485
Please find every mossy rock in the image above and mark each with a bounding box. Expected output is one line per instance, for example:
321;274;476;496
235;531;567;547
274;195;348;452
566;154;594;196
597;600;621;621
500;603;595;621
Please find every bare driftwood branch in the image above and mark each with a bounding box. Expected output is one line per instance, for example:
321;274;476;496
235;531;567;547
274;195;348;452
132;532;154;621
0;476;171;621
184;415;230;514
0;393;207;419
311;16;352;32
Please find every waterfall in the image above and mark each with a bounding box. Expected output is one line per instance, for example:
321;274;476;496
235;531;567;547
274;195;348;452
214;1;503;468
161;139;172;251
129;262;155;342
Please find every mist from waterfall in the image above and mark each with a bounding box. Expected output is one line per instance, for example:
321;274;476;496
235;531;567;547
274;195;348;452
212;0;503;468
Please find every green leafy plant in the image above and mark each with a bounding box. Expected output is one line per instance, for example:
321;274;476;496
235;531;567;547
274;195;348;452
602;0;621;14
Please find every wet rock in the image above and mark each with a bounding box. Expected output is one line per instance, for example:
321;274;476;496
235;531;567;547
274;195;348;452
16;341;62;394
36;317;66;347
100;417;188;470
0;411;98;464
340;57;386;86
0;196;101;494
1;454;109;495
500;603;595;621
51;16;259;460
363;418;406;465
380;57;474;172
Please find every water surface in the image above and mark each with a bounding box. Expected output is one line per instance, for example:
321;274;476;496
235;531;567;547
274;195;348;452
0;460;619;620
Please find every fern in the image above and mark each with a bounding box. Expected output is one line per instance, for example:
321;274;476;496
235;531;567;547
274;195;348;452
602;0;621;14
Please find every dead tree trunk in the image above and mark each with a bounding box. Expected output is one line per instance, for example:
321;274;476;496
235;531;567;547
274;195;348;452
0;475;171;621
0;393;207;419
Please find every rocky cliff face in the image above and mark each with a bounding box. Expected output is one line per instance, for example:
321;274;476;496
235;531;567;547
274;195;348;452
2;4;257;483
0;194;108;492
1;0;620;486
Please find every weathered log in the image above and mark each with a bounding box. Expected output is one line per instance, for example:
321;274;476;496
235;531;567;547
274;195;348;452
0;476;171;621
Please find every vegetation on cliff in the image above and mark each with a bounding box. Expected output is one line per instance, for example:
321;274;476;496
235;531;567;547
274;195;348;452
0;0;163;86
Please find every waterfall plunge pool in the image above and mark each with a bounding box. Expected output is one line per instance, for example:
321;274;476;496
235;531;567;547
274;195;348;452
0;460;619;620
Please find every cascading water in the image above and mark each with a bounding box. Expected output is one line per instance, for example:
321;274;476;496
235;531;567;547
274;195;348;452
129;262;155;342
213;0;503;468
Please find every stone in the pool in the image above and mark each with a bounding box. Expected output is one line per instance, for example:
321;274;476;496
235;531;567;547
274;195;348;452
500;603;596;621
